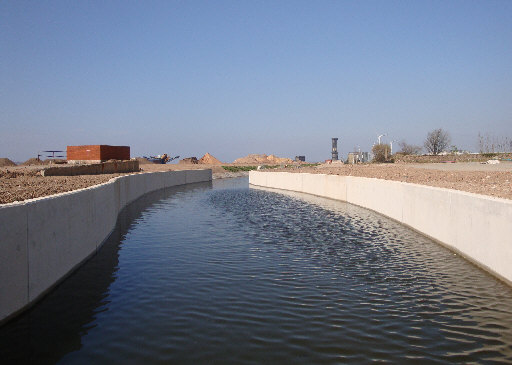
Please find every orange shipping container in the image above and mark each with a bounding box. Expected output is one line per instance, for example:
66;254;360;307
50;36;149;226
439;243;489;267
67;145;130;162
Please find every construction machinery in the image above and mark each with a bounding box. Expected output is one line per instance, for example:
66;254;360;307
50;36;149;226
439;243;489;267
143;154;180;164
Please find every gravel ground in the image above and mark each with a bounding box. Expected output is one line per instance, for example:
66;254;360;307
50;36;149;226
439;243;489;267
1;162;511;204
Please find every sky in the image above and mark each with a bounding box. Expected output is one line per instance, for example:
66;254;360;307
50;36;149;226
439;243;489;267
2;0;511;163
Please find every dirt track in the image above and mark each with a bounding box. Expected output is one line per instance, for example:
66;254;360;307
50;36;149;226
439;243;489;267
1;162;511;204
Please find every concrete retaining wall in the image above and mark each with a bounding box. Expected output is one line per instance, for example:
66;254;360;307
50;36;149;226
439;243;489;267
0;169;211;324
249;171;512;285
42;160;139;176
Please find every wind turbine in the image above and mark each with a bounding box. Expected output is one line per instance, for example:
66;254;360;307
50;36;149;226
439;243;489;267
390;140;397;155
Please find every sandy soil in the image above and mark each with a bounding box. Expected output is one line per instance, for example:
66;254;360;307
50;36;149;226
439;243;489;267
1;162;510;204
273;162;512;200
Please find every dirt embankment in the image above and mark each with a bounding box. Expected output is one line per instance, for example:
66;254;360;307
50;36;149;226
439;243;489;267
233;154;293;164
394;153;512;163
0;158;16;167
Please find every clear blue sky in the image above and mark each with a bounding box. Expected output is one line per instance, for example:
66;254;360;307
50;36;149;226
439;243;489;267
2;0;511;162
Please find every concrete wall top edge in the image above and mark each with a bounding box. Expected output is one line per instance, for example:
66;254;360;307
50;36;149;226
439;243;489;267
0;175;125;208
346;175;512;204
0;170;208;208
250;171;512;205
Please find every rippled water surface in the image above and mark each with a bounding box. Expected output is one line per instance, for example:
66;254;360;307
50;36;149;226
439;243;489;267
2;177;512;364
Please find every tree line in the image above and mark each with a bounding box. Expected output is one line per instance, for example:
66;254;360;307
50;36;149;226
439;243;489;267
372;129;511;162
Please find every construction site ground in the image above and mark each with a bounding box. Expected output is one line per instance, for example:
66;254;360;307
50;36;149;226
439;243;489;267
1;161;511;205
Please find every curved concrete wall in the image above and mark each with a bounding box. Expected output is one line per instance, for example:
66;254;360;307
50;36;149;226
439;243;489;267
0;169;212;324
249;171;512;285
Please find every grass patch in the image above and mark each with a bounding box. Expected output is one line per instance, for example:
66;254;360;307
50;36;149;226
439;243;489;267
221;166;258;172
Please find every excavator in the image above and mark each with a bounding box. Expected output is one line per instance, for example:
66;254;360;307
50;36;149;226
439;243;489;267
143;154;180;164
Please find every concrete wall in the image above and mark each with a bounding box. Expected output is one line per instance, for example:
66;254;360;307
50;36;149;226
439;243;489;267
249;171;512;285
0;169;211;324
43;160;139;176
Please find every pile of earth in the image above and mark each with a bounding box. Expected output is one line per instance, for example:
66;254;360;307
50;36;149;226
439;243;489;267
135;157;152;164
0;158;16;167
233;154;293;164
198;153;222;164
179;157;199;164
20;158;45;166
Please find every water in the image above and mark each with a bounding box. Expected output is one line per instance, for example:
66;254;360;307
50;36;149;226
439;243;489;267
1;177;512;364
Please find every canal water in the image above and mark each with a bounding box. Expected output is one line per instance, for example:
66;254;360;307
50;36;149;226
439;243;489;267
1;177;512;364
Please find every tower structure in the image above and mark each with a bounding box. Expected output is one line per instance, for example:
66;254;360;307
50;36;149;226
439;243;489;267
331;138;338;161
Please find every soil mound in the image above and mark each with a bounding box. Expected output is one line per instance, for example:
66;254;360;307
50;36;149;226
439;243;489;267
179;157;199;164
199;153;222;164
20;158;45;166
233;154;293;164
0;158;16;167
135;157;152;164
42;159;67;165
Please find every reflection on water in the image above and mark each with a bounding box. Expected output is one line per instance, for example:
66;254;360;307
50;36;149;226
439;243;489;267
1;177;511;364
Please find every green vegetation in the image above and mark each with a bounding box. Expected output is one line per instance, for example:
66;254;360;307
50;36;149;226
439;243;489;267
221;166;258;172
481;153;498;158
301;163;320;167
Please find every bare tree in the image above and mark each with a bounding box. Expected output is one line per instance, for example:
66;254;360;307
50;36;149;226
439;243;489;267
477;132;484;153
477;132;512;153
424;128;450;155
397;140;422;155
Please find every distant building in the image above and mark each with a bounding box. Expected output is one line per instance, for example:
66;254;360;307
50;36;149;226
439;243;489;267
332;138;339;161
347;151;369;164
295;155;306;162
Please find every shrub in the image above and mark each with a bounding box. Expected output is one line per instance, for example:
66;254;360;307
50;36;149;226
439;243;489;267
372;144;392;163
221;166;258;172
398;140;422;155
481;153;497;158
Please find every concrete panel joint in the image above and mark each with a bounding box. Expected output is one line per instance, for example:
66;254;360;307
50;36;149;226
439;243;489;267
0;169;212;324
